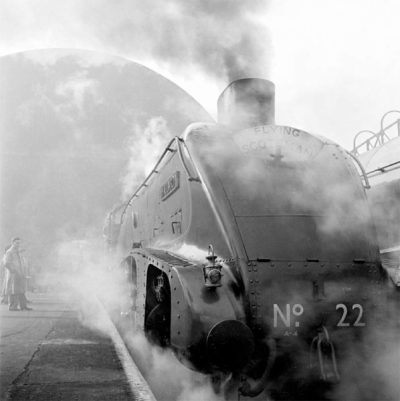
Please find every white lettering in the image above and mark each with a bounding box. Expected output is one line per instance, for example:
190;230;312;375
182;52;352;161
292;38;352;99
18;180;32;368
274;304;305;328
273;304;290;327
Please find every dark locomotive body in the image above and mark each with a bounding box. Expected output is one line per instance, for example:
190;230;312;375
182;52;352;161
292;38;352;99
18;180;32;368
106;79;386;399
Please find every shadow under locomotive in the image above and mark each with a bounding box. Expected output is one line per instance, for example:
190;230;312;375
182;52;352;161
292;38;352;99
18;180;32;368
104;79;391;400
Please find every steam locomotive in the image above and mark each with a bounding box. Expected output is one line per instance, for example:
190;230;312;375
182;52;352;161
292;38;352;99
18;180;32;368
104;79;387;400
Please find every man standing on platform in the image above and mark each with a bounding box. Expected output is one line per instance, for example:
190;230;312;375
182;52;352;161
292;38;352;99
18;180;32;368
4;237;32;311
1;244;11;304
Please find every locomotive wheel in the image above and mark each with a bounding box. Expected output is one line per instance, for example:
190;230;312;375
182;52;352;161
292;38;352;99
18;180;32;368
144;303;170;347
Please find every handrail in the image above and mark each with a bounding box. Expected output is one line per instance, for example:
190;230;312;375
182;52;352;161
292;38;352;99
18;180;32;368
352;130;376;154
380;110;400;133
118;137;177;223
365;160;400;177
176;138;201;183
119;136;201;224
352;110;400;155
346;151;370;189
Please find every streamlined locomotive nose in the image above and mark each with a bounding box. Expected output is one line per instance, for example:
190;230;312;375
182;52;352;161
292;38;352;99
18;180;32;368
206;320;255;372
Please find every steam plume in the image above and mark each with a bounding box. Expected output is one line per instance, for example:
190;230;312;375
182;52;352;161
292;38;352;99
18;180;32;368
81;0;271;82
121;116;171;200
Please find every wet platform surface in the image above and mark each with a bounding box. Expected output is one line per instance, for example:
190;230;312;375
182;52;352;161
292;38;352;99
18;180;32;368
0;293;134;401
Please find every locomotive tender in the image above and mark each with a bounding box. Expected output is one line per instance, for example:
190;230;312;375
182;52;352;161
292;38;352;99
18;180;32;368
105;79;386;399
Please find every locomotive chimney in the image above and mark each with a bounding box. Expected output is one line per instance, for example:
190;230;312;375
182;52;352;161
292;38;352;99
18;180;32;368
217;78;275;129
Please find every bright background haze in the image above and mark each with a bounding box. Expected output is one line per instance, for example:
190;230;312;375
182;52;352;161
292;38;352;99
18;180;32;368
1;0;399;268
0;50;212;265
1;0;399;147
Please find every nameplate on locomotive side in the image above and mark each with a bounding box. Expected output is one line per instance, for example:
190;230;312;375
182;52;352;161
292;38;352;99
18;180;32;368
161;171;180;201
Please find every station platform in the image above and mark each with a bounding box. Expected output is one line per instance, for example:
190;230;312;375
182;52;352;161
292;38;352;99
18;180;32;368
0;292;135;401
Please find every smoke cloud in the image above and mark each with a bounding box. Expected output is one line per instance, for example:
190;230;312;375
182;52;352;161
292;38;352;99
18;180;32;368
121;116;171;200
0;0;271;86
330;300;400;401
183;124;400;399
0;49;211;266
44;225;399;401
35;238;223;401
89;0;270;82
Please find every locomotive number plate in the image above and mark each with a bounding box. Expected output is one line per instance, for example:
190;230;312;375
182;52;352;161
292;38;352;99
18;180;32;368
273;303;366;329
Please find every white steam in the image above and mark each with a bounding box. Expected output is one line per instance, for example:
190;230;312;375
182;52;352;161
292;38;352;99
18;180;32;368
121;116;171;200
0;0;271;83
36;238;222;401
123;332;222;401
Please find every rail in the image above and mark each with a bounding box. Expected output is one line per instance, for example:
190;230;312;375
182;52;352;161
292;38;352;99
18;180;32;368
365;160;400;178
119;137;200;223
177;138;201;183
346;151;370;189
352;110;400;155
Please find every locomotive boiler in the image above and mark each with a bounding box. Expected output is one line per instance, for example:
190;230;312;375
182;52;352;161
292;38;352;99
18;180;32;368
105;79;387;400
